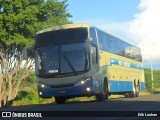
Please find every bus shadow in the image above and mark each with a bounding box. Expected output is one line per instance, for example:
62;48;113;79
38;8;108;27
153;91;160;94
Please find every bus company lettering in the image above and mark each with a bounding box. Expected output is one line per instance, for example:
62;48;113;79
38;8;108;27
123;62;130;67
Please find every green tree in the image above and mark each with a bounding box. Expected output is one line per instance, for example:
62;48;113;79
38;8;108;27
144;68;160;90
0;0;71;107
144;68;152;90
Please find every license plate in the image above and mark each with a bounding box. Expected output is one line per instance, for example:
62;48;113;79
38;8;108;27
58;90;67;94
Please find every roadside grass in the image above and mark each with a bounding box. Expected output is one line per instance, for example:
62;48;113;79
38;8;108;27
139;90;151;96
13;81;53;106
13;90;53;106
150;88;160;94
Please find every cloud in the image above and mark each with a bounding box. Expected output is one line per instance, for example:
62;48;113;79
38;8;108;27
129;0;160;61
75;0;160;62
96;21;137;45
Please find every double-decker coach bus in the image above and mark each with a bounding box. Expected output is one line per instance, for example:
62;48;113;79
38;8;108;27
24;23;145;104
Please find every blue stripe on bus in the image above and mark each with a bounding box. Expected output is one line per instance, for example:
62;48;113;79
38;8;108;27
140;82;146;90
109;80;132;92
108;80;145;92
109;58;144;70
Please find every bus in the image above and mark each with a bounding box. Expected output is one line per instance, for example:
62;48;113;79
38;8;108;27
23;23;145;104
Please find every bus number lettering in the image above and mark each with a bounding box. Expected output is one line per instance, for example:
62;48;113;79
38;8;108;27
124;62;130;67
118;61;123;66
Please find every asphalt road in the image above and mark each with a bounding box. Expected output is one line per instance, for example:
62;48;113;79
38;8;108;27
1;94;160;120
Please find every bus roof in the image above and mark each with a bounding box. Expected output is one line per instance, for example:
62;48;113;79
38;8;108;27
36;23;90;35
36;23;139;49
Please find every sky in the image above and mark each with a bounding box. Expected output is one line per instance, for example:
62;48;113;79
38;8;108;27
67;0;160;69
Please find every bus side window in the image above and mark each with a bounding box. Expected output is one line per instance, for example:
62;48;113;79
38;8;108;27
90;28;97;45
97;30;107;51
91;45;98;64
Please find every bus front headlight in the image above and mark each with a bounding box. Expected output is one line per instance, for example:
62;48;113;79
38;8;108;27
39;83;47;88
75;78;91;86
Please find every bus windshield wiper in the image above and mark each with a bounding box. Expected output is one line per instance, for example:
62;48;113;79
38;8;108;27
84;49;88;71
64;53;77;75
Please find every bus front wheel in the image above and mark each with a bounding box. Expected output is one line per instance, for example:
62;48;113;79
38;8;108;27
96;80;109;101
54;97;66;104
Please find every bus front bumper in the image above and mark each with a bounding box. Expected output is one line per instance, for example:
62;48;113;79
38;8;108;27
38;78;95;98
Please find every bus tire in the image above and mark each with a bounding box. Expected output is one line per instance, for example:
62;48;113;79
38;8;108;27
54;97;66;104
129;91;135;98
124;93;129;98
135;82;140;97
96;79;109;101
129;81;137;98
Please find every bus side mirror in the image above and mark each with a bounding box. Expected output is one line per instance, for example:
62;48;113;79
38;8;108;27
22;46;34;60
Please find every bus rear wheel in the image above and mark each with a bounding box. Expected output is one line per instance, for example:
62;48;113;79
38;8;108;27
54;97;66;104
135;82;140;97
129;81;140;98
96;80;109;101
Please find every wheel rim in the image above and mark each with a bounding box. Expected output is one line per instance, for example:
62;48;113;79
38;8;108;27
136;83;140;96
133;82;136;94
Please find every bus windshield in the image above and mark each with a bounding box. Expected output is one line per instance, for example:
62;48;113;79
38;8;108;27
35;28;90;78
35;27;88;47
